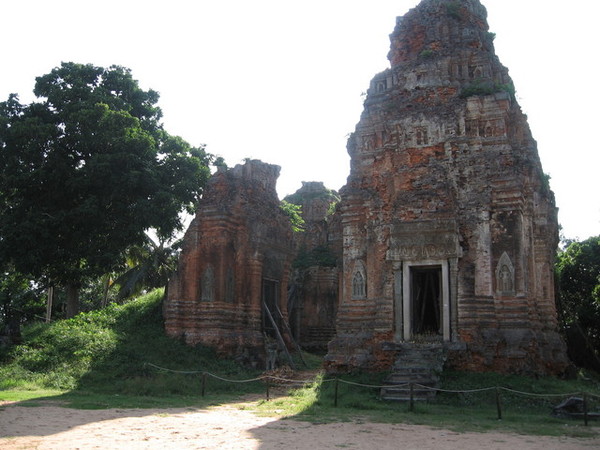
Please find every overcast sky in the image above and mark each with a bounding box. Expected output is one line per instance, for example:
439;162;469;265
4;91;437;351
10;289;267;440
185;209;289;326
1;0;598;240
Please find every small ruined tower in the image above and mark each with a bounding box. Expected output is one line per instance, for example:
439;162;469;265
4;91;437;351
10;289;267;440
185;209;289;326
285;182;341;351
326;0;568;375
164;160;295;367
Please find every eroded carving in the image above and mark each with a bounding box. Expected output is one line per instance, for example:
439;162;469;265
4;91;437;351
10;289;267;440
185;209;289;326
201;266;214;302
496;252;515;296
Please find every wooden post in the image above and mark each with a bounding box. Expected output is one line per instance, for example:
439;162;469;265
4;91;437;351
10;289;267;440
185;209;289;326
266;378;270;401
583;392;588;426
46;286;54;323
495;387;502;420
201;373;207;397
101;275;111;308
409;383;414;412
334;377;339;407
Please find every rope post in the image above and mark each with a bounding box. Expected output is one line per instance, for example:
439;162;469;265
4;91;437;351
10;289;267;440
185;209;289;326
201;372;207;397
409;383;414;412
583;392;588;427
266;378;270;402
334;377;339;408
495;387;502;420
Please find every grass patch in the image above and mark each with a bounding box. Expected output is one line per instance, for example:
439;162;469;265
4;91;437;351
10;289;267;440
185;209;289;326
0;289;264;405
254;370;600;438
292;350;326;371
0;389;65;404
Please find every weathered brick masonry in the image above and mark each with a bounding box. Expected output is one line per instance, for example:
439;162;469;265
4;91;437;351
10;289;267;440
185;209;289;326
324;0;568;375
164;160;294;367
165;0;569;375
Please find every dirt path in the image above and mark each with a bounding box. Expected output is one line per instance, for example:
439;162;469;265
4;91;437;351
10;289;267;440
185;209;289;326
1;402;599;449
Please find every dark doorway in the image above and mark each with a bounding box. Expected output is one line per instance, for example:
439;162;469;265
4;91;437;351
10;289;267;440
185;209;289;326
262;279;280;339
411;266;442;337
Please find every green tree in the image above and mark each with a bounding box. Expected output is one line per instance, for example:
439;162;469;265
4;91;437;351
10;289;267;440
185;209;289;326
114;233;181;300
0;63;211;317
556;236;600;370
279;200;305;233
0;267;44;345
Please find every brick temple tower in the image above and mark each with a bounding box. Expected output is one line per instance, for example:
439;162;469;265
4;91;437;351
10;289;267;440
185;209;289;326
325;0;568;376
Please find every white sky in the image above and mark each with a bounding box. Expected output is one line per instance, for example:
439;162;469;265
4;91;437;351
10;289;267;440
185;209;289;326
1;0;598;241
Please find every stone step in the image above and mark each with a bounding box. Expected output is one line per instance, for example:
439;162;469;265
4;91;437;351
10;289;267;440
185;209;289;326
392;354;445;366
391;370;441;377
381;379;435;386
389;365;433;373
381;343;447;402
392;363;443;372
380;385;436;402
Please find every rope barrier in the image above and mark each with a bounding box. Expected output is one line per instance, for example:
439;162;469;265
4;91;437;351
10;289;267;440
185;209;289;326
204;372;265;384
404;383;481;393
336;379;405;389
260;375;316;384
586;392;600;401
425;386;496;394
145;362;316;385
144;362;600;410
144;362;203;375
498;386;581;398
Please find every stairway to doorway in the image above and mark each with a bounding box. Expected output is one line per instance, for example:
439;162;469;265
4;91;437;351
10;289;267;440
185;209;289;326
380;342;447;401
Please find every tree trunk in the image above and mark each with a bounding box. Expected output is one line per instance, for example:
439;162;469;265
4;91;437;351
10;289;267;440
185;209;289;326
101;275;111;308
65;284;80;318
46;286;54;322
4;307;22;345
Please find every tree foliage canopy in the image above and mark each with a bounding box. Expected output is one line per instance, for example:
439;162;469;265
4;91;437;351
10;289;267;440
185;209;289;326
556;236;600;370
0;63;211;298
279;200;305;233
557;236;600;323
114;234;181;300
0;267;44;340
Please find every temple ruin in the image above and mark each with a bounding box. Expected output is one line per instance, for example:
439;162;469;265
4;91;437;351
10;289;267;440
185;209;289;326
325;0;568;376
164;0;569;378
285;182;340;352
164;160;295;367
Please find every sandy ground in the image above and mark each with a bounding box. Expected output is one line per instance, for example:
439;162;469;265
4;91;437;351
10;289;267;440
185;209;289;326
1;400;600;450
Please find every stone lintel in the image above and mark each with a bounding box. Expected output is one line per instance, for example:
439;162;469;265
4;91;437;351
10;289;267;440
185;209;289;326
386;220;461;261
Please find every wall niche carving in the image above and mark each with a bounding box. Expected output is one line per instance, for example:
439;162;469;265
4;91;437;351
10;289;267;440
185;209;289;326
201;265;215;302
352;260;367;299
495;252;515;296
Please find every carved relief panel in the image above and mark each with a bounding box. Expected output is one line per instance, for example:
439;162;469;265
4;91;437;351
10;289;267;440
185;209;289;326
386;220;461;261
201;265;215;302
351;260;367;299
495;252;515;296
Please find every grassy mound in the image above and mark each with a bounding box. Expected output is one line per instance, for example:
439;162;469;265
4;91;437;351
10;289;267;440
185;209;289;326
0;289;262;403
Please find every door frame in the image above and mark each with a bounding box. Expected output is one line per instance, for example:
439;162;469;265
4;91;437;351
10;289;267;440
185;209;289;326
401;260;450;341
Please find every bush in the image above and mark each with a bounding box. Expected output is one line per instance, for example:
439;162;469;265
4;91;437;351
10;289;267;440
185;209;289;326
460;79;515;99
446;1;461;19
